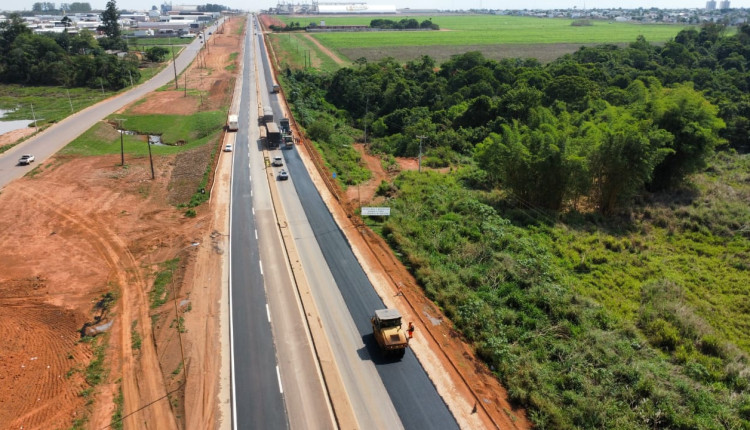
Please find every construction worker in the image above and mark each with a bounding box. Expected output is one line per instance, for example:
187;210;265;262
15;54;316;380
407;322;415;339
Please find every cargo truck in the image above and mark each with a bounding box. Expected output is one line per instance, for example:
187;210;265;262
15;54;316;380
227;114;239;131
266;122;281;149
262;107;274;124
279;117;290;134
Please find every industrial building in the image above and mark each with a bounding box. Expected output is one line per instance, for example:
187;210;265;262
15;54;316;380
274;1;397;14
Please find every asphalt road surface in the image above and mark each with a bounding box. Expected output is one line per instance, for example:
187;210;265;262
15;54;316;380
229;15;334;430
255;18;459;430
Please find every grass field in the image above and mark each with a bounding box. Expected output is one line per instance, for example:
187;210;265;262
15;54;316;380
272;15;692;64
279;15;692;45
61;111;225;157
0;85;112;126
269;32;342;73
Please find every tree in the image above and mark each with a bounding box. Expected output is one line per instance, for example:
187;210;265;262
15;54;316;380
582;104;673;214
32;2;56;12
145;46;169;62
0;13;32;58
69;2;92;12
648;83;726;189
474;111;573;210
101;0;120;38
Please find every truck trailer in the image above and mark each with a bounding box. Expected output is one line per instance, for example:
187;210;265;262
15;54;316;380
262;107;274;124
266;122;281;149
227;114;239;131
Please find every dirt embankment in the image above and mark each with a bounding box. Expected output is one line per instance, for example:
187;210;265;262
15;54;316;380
0;16;243;430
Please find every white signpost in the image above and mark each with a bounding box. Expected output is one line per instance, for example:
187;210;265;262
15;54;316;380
361;207;391;216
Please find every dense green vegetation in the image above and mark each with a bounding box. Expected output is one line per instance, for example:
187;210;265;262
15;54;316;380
282;22;750;428
276;15;692;48
0;12;138;89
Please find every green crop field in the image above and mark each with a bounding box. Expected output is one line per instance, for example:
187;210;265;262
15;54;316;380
272;15;693;65
278;15;691;46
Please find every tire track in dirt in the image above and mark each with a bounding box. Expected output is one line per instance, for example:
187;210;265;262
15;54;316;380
13;184;177;430
303;33;348;66
0;302;88;429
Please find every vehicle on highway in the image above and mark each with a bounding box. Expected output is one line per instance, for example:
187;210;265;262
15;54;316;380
278;169;289;180
371;308;408;359
224;144;233;152
272;156;283;167
227;114;239;131
18;154;35;165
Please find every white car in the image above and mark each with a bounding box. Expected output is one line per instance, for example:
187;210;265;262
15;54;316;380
271;156;283;167
18;154;35;165
223;144;233;152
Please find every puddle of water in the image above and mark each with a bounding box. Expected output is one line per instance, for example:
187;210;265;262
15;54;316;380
149;135;165;145
118;130;166;146
0;108;34;135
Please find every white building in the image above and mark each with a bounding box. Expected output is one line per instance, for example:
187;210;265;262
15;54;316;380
317;3;397;14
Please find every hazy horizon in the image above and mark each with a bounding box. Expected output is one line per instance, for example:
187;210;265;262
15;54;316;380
3;0;748;14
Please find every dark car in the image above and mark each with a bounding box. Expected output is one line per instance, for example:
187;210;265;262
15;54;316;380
278;169;289;180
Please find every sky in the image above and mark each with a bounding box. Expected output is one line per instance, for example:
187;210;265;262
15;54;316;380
4;0;749;14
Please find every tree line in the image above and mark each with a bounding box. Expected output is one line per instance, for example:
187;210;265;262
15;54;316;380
369;18;439;30
286;23;749;215
0;4;139;90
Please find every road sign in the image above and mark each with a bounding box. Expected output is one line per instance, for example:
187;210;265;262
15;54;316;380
361;207;391;216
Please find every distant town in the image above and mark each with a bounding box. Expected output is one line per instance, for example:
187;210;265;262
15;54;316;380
1;1;749;39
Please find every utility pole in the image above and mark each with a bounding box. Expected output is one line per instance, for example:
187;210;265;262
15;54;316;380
30;103;38;131
147;135;155;179
66;89;73;112
170;37;178;89
116;118;126;166
416;135;427;173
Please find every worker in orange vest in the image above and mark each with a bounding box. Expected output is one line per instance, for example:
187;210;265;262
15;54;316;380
407;322;415;339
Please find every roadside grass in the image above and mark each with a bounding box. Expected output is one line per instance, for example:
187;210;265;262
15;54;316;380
127;37;192;47
371;154;750;427
131;320;142;351
110;386;124;430
138;64;165;82
269;32;343;72
60;111;224;157
149;258;179;309
234;18;246;35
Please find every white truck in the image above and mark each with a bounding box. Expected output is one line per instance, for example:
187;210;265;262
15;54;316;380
227;114;239;132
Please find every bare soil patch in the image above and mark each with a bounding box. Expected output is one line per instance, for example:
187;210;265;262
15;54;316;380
0;16;244;430
0;127;36;150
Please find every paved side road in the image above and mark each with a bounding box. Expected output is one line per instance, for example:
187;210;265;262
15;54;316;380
0;21;221;190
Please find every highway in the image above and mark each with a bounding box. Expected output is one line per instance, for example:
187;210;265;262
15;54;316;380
228;15;335;430
252;16;459;430
0;13;461;429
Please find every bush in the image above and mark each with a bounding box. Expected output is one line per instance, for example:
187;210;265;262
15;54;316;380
145;46;169;62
